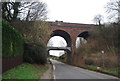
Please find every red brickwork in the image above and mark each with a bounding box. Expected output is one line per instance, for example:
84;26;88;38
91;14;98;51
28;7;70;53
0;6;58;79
49;21;96;63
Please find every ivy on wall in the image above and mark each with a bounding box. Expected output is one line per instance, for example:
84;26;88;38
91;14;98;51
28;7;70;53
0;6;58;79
2;19;24;58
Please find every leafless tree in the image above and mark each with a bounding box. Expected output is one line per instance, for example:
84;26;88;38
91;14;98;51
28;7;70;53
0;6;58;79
93;14;104;25
2;2;21;21
106;0;120;23
19;1;47;21
2;0;47;21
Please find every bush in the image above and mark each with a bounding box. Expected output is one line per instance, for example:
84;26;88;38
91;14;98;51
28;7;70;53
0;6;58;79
59;54;66;60
87;65;98;70
23;43;47;64
85;58;94;65
0;19;2;57
2;19;24;58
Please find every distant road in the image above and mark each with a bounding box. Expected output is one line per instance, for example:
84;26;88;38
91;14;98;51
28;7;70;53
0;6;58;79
50;59;119;80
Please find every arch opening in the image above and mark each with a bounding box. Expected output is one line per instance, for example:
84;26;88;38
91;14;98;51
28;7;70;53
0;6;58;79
47;36;67;47
47;30;72;63
47;36;67;57
50;30;72;47
76;31;89;48
78;31;89;39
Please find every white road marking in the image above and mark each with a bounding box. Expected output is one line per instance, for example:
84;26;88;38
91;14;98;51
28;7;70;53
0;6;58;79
54;74;56;79
53;64;56;79
53;65;56;70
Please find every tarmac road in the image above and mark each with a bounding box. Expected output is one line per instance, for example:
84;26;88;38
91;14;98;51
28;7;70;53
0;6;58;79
50;59;119;81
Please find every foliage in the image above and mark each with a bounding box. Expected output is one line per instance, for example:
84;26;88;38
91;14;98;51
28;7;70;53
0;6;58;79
22;20;51;64
10;20;51;64
76;23;119;69
90;25;119;53
2;19;24;58
59;54;66;60
103;67;120;76
85;58;94;65
0;19;2;57
56;54;67;63
82;64;119;76
77;24;119;56
27;20;52;45
23;43;47;64
11;20;52;46
87;65;98;70
2;63;48;79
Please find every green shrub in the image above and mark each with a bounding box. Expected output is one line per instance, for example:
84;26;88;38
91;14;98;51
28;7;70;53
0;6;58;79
103;67;120;76
85;58;94;65
59;54;65;60
23;43;47;64
87;65;98;70
0;19;2;58
2;19;24;58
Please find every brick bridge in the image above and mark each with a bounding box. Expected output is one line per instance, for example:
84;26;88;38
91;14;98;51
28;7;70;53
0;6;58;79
48;21;96;64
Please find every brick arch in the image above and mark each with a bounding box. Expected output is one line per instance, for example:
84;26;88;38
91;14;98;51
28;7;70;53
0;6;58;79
75;30;89;48
48;21;96;64
77;31;89;39
51;29;72;47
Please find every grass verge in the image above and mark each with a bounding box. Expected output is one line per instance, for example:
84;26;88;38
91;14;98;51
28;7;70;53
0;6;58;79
2;63;48;79
78;64;119;77
86;65;99;70
103;67;119;76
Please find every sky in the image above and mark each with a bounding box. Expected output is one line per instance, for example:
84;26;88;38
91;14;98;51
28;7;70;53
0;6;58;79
44;0;110;57
41;0;110;24
47;36;67;57
47;36;67;47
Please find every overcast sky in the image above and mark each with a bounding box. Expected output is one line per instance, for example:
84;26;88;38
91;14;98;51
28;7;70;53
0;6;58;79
47;36;67;57
41;0;110;24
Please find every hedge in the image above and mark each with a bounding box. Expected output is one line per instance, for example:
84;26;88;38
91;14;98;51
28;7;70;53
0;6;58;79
2;19;24;58
23;43;47;64
0;19;2;57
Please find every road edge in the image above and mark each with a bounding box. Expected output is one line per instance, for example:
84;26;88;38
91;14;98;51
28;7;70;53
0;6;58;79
49;59;56;80
40;59;54;79
58;60;119;78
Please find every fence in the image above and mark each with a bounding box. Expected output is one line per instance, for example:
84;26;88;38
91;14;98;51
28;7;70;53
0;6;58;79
2;56;23;73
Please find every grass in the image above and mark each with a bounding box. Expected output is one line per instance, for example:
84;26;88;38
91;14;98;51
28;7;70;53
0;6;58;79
86;65;119;76
77;64;99;70
103;67;120;76
86;65;99;70
2;63;48;79
78;64;119;77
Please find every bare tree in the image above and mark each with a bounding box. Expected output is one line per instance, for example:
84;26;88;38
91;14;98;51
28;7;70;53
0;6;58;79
29;21;52;45
2;0;47;21
93;14;104;25
106;0;120;23
19;1;47;21
2;2;21;21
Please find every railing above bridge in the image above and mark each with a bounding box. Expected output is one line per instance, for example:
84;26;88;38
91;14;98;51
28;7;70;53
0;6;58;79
49;21;96;28
47;47;71;52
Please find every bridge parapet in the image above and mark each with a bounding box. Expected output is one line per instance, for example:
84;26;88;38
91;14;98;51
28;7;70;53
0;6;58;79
47;47;71;52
